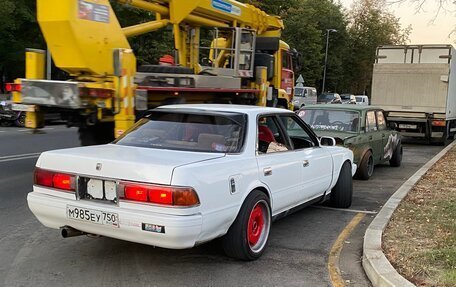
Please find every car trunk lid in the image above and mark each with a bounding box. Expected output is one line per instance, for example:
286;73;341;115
36;144;225;185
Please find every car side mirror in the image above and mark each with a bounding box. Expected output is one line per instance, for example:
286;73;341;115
320;136;336;146
388;122;397;130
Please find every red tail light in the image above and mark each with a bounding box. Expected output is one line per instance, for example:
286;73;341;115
34;168;54;187
432;120;446;127
34;168;76;192
5;83;21;92
53;173;75;191
80;87;114;98
121;183;199;207
124;185;148;202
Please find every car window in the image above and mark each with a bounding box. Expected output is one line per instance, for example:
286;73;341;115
114;111;245;153
282;51;292;70
299;109;360;133
295;87;304;97
376;111;387;131
278;115;316;149
258;116;289;154
366;111;377;132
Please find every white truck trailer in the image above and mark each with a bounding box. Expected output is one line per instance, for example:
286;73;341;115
371;44;456;144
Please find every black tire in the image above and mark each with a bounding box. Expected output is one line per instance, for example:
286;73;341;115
0;120;11;127
355;150;374;180
78;122;115;146
330;161;353;208
222;190;271;261
389;142;403;167
15;113;26;127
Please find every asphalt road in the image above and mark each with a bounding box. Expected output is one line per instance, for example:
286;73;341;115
0;126;444;287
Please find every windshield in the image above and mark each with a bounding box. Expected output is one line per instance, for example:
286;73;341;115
294;87;304;97
299;109;360;133
318;93;335;100
114;111;245;153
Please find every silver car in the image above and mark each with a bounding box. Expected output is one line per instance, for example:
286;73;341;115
293;86;317;110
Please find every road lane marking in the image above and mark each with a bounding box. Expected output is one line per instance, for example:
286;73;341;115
312;206;377;214
0;155;40;163
0;152;41;163
328;213;366;287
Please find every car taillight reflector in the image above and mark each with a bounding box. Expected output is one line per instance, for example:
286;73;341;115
5;83;21;92
121;183;199;207
80;87;114;98
34;168;75;191
432;120;446;127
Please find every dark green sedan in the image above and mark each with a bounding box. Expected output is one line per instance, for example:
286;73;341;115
297;105;402;180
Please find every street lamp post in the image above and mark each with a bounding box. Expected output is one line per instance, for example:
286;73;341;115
322;28;337;93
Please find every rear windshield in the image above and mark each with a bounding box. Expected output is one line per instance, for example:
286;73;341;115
318;93;335;100
299;109;360;133
114;111;246;153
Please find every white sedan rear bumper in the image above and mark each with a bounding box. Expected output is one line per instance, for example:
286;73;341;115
27;191;203;249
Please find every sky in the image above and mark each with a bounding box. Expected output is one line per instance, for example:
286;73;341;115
340;0;455;44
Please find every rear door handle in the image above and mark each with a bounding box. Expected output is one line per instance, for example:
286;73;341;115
303;160;309;167
263;167;272;176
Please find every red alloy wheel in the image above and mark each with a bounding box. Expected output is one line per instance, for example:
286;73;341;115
248;204;265;246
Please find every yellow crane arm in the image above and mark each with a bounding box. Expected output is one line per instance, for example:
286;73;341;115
117;0;284;34
37;0;284;76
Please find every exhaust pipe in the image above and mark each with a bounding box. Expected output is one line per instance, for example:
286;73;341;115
61;226;84;238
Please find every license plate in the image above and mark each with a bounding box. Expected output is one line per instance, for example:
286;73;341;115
399;124;417;129
67;205;119;227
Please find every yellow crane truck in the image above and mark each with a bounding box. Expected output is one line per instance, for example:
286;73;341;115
7;0;296;145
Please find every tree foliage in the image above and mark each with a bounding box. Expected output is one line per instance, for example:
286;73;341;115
0;0;43;90
346;0;411;94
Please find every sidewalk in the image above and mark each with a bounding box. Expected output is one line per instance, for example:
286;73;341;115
362;140;456;287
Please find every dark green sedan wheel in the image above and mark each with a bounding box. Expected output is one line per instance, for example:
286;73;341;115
355;150;374;180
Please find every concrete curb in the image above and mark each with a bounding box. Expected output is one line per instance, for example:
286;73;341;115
362;140;456;287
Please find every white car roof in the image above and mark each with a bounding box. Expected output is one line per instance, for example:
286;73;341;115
156;104;294;116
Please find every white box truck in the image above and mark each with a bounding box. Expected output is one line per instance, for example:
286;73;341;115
371;44;456;144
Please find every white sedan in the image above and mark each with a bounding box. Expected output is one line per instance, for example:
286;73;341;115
28;104;356;260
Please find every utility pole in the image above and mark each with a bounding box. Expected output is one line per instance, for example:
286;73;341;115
322;29;337;93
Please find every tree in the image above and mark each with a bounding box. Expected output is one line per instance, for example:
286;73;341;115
0;0;43;91
394;0;455;42
346;0;411;95
245;0;350;92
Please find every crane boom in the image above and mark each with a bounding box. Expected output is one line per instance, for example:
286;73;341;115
117;0;284;33
37;0;284;76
